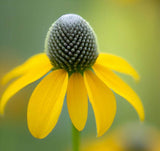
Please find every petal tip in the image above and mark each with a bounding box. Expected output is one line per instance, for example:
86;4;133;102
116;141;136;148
0;103;5;115
140;113;145;122
29;130;46;139
134;73;140;82
74;124;85;132
27;122;48;139
69;114;87;132
97;130;105;137
32;134;46;139
137;102;145;122
0;111;4;115
0;111;4;116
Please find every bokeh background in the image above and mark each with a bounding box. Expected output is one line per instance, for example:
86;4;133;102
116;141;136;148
0;0;160;150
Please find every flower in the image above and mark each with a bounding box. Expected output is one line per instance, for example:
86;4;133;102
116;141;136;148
0;14;144;139
82;123;160;151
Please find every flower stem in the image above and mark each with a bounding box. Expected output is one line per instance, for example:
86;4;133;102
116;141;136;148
72;124;80;151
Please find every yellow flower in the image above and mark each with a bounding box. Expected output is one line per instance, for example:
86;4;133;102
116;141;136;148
82;123;160;151
0;14;144;139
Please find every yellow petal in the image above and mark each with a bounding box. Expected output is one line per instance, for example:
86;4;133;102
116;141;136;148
0;58;52;114
96;53;140;81
84;70;116;137
27;69;68;139
1;53;52;85
67;73;88;131
93;64;144;121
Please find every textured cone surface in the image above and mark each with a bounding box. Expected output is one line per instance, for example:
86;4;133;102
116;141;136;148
46;14;98;72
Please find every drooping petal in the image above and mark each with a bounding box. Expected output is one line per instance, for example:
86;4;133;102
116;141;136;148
93;64;144;121
95;53;140;81
84;70;116;137
27;69;68;139
0;58;52;114
67;73;88;131
1;53;52;85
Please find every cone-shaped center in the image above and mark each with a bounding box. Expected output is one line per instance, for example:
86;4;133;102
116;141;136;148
45;14;98;72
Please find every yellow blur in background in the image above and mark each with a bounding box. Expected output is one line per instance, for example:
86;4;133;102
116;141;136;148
82;123;160;151
0;0;160;151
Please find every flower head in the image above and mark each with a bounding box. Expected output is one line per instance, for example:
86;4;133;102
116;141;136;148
0;14;144;139
45;14;98;73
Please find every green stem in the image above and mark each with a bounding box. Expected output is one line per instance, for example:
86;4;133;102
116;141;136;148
72;124;80;151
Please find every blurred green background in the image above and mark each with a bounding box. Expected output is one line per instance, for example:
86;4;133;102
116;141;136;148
0;0;160;151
